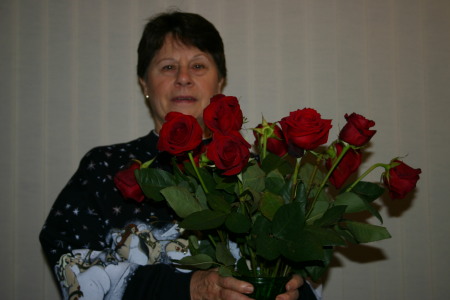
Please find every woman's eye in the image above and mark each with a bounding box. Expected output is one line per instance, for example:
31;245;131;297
162;65;175;71
193;64;205;69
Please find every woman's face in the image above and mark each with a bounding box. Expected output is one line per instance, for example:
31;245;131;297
140;34;224;132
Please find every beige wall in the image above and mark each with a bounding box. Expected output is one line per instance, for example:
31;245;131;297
1;0;449;299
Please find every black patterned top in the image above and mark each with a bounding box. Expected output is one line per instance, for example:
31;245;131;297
39;131;192;300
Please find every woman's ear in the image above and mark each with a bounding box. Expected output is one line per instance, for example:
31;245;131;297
138;77;148;96
218;77;226;93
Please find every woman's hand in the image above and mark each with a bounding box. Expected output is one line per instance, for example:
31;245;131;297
190;269;254;300
190;270;304;300
275;274;304;300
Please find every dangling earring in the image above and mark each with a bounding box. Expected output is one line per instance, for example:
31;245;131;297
145;95;149;99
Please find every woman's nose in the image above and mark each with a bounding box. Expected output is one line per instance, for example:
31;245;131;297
176;67;193;87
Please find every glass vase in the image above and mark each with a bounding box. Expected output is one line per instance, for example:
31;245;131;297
236;275;290;300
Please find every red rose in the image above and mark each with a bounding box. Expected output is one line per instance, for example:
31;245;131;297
158;112;203;156
253;123;288;157
207;131;251;175
279;108;332;151
114;162;145;203
339;113;376;147
325;143;362;188
383;160;421;199
203;94;244;134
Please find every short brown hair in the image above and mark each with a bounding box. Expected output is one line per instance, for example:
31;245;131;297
137;11;227;80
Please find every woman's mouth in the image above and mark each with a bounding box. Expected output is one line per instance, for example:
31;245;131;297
172;96;197;103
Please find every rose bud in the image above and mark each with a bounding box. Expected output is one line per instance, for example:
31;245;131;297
325;142;362;188
114;162;145;203
383;160;422;199
253;123;288;157
339;113;376;147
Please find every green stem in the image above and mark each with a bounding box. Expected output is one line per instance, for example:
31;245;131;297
283;265;291;277
290;157;302;202
305;156;321;198
261;132;268;161
217;229;227;244
208;234;217;248
188;152;209;194
306;143;351;219
345;163;389;192
244;236;258;276
236;179;259;275
272;258;281;277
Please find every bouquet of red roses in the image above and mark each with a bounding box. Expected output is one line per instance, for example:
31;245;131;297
114;94;421;281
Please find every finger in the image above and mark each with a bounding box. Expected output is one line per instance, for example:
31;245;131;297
190;270;255;300
285;274;304;291
219;287;255;300
275;275;303;300
275;288;299;300
218;276;254;295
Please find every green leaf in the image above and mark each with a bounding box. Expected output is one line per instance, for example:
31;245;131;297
160;186;203;218
335;226;358;244
215;181;236;192
195;185;208;210
179;209;228;230
141;157;156;169
294;180;308;214
334;192;366;212
242;162;265;192
335;192;383;223
256;235;280;261
305;226;347;246
182;162;216;192
172;165;186;184
197;239;216;259
225;212;251;233
216;242;236;266
280;180;293;204
182;160;197;177
314;205;347;227
174;254;214;270
344;221;392;243
214;173;238;194
272;202;305;239
278;230;324;262
265;169;286;194
349;181;385;202
135;168;176;201
188;235;200;251
271;203;326;262
178;176;196;191
260;192;284;220
252;216;281;261
218;266;233;277
236;257;252;276
305;187;330;224
299;162;325;187
304;247;334;281
197;167;217;192
261;152;294;175
245;188;262;214
207;193;232;213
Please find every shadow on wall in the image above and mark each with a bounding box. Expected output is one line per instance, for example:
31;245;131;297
319;187;416;285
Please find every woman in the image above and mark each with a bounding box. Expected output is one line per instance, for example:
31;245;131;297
40;11;314;299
